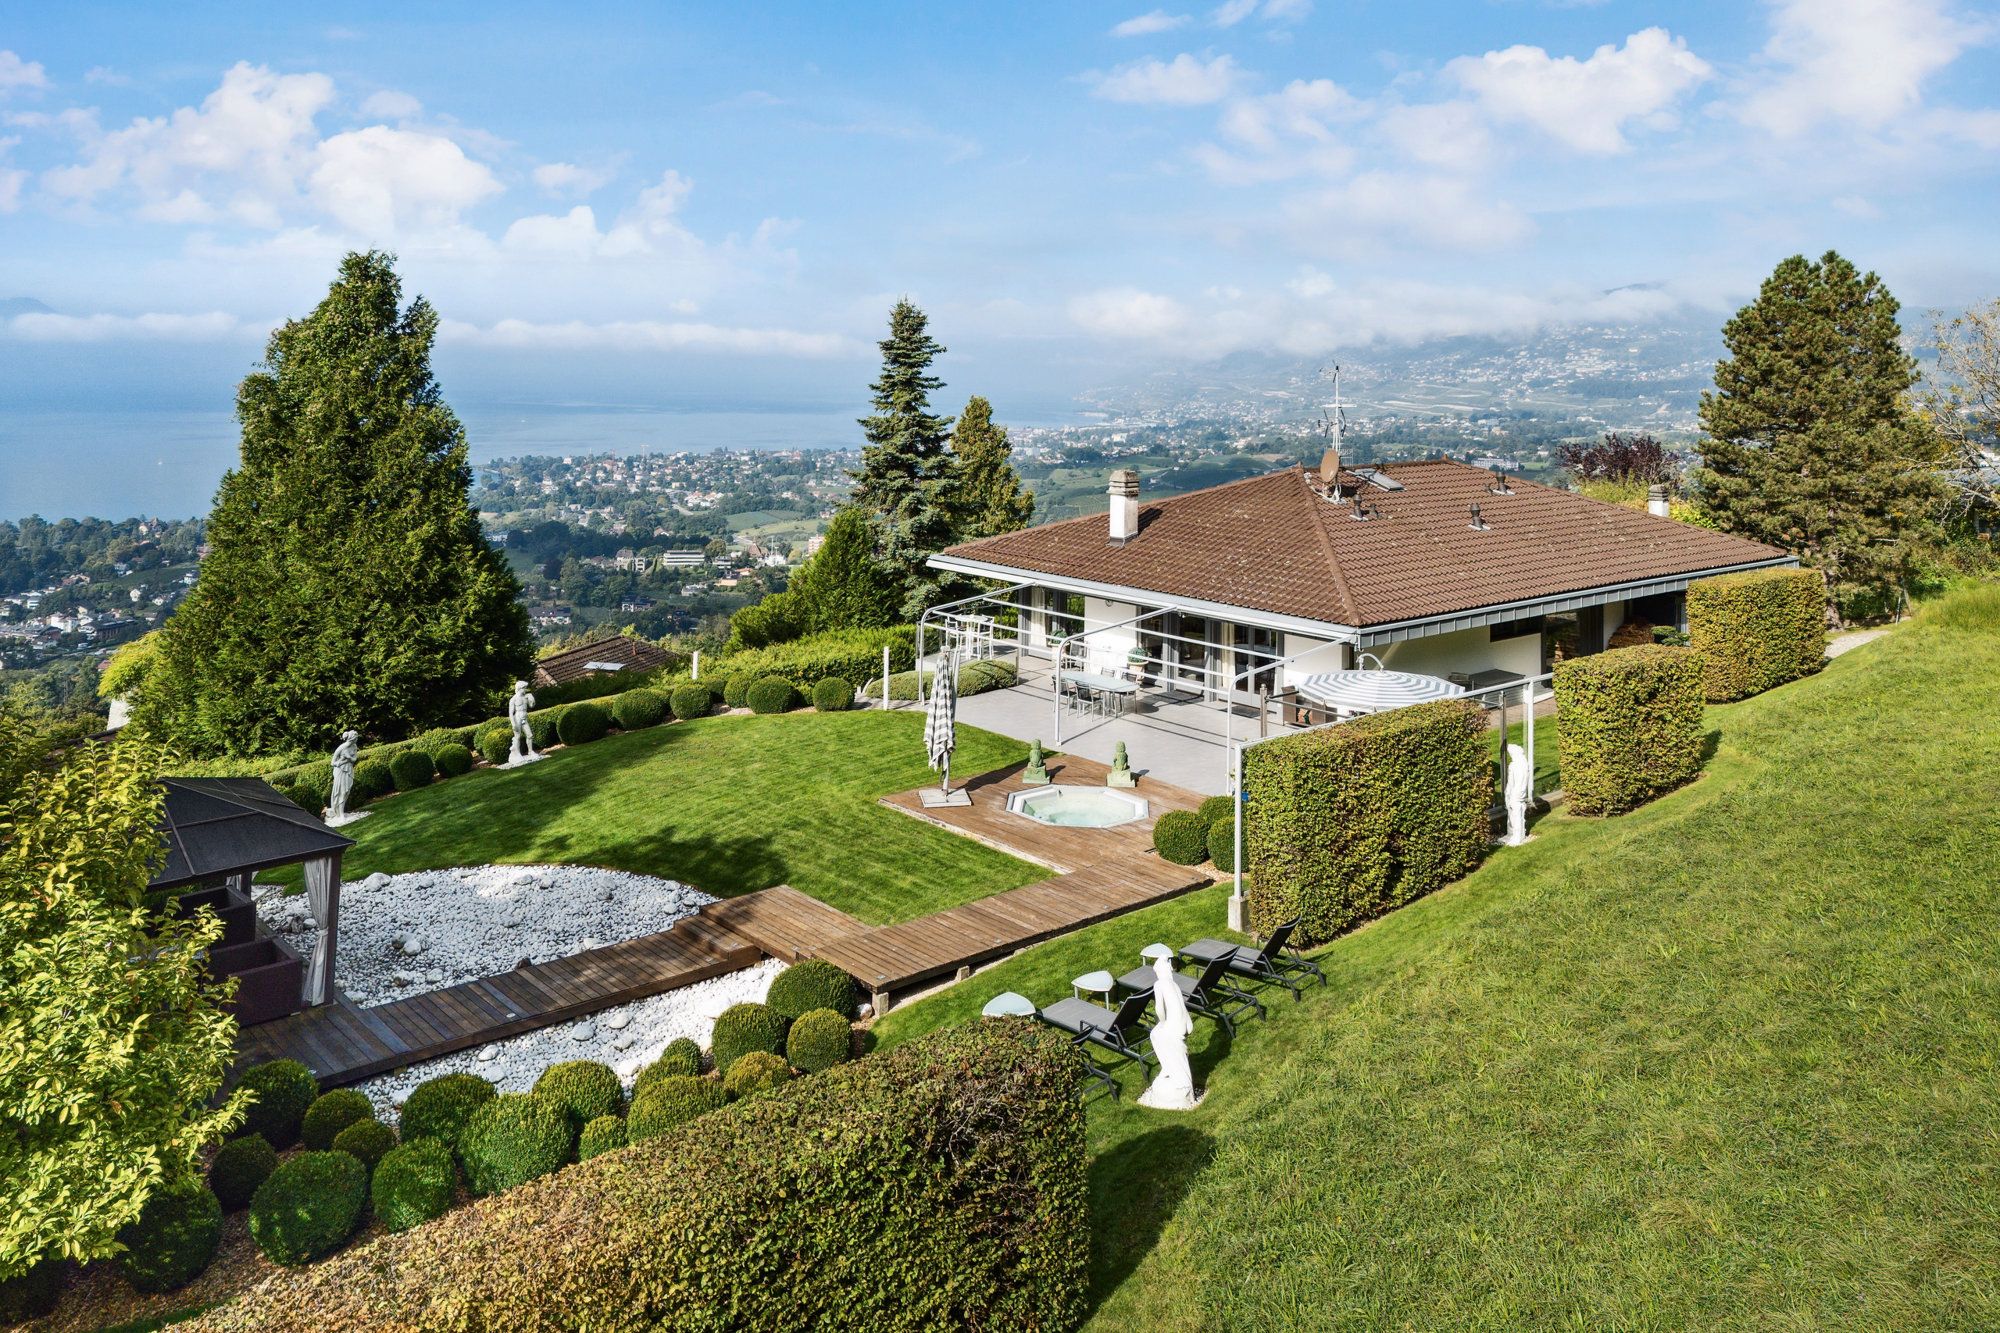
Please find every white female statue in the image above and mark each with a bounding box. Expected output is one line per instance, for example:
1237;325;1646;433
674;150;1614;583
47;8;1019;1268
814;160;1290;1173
1136;953;1200;1110
326;729;361;823
1503;741;1530;846
506;680;539;765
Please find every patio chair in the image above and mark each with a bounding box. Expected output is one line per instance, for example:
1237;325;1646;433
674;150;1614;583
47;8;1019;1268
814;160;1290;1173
1037;988;1156;1088
1177;916;1326;1000
1115;952;1264;1036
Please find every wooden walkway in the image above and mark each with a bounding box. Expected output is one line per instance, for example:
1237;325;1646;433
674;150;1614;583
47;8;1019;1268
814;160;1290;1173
698;885;867;962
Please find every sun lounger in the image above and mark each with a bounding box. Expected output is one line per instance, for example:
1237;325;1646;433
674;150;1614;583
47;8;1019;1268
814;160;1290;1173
1115;952;1264;1036
1037;989;1156;1093
1177;916;1325;1000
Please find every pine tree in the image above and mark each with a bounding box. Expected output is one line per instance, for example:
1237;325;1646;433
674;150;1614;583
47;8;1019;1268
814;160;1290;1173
1697;251;1945;621
850;300;959;615
950;395;1036;538
138;252;531;755
787;507;900;633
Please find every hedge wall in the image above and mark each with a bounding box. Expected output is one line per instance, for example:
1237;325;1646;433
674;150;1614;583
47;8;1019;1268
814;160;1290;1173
1244;698;1488;946
184;1022;1088;1333
717;627;917;694
1687;567;1825;702
1553;644;1706;816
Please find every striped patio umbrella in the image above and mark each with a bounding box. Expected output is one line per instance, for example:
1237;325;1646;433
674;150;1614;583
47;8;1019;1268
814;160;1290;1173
1295;667;1467;714
925;649;960;795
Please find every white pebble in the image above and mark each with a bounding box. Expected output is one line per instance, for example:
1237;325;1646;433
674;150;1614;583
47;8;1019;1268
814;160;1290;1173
572;1022;597;1042
476;1045;498;1062
603;1013;631;1031
402;937;424;956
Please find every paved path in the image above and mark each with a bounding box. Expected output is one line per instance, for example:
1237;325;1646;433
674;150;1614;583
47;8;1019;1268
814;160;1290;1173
1826;628;1890;659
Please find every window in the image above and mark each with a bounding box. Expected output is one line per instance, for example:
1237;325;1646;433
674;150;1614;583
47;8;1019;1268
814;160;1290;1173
1490;615;1545;642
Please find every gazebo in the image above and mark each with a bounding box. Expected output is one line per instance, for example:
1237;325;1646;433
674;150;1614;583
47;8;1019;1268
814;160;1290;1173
152;778;354;1021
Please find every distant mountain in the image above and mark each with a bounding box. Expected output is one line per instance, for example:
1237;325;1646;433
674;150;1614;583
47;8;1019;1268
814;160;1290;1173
0;296;54;318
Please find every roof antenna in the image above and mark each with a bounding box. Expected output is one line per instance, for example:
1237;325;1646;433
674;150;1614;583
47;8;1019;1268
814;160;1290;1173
1316;363;1351;503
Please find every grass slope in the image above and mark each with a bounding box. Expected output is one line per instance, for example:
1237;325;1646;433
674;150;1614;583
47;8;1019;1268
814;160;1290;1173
296;711;1044;925
877;611;2000;1329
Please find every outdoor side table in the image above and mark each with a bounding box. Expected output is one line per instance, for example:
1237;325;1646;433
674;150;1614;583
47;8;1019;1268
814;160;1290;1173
1070;969;1115;1003
981;991;1036;1018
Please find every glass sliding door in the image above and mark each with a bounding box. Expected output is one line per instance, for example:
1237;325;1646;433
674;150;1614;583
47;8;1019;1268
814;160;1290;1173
1231;623;1279;705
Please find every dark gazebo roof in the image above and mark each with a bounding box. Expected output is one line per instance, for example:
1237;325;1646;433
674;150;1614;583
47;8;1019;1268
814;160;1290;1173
151;777;355;891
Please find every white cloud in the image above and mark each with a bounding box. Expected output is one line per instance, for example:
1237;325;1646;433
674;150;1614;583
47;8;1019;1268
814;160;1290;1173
532;160;615;195
1067;287;1195;340
307;125;502;237
1195;78;1363;182
1211;0;1259;25
1285;171;1534;253
85;66;131;87
502;204;605;258
358;89;423;120
1091;53;1243;106
0;167;21;212
0;50;47;96
1111;10;1190;37
1377;100;1495;171
3;310;250;341
1212;0;1309;26
439;317;853;358
1447;27;1712;153
1739;0;1986;137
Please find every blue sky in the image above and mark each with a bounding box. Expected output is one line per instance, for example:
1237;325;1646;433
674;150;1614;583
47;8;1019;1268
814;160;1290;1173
1;0;1997;415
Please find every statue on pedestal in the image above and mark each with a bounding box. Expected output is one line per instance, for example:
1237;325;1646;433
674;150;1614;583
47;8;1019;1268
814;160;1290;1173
1502;741;1530;846
1136;953;1200;1109
1023;738;1050;786
1107;740;1136;788
325;730;365;825
506;681;541;766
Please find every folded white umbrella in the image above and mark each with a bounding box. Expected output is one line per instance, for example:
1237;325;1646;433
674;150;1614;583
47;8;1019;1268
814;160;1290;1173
925;649;960;794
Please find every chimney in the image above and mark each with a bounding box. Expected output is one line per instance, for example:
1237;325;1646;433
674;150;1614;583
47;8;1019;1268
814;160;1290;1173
1108;469;1140;545
1646;483;1671;518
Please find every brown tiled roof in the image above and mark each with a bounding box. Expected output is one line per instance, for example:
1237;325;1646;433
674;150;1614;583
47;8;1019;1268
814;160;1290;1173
936;462;1792;629
532;634;674;687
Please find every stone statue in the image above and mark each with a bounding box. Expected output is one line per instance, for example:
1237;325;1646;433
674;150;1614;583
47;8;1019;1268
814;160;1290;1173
1107;740;1136;788
325;729;362;824
1023;738;1050;786
506;680;540;766
1136;953;1200;1110
1503;741;1530;846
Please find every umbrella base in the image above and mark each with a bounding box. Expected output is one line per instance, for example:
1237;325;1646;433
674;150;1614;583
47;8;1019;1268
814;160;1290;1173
919;787;973;808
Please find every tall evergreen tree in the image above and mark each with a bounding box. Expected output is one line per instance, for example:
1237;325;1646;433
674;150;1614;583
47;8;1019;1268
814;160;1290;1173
787;506;900;633
139;252;531;755
850;300;959;616
1697;251;1945;620
950;395;1036;539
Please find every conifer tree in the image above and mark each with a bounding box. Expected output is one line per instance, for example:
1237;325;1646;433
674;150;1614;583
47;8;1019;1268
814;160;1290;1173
950;395;1036;538
139;252;531;755
787;506;900;633
1697;251;1945;620
850;300;959;615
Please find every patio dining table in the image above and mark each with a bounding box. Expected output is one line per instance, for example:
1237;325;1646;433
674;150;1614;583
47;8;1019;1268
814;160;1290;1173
1060;671;1140;715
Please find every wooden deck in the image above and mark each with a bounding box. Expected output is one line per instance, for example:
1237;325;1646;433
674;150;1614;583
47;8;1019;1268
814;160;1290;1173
697;885;867;962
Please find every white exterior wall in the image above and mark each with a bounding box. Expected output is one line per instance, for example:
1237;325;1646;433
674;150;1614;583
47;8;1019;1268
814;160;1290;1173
1603;599;1628;641
1079;596;1142;673
1277;633;1348;686
1379;625;1541;679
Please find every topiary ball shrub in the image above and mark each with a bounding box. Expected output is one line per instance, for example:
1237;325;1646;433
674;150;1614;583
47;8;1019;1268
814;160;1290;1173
457;1093;574;1196
625;1075;725;1142
634;1038;704;1096
209;1132;278;1212
0;1257;62;1323
331;1117;397;1172
533;1060;624;1130
746;676;799;715
387;748;435;793
301;1089;374;1151
398;1072;496;1148
765;958;859;1021
611;688;669;731
116;1179;222;1294
288;768;332;815
475;725;512;766
527;706;567;749
557;701;611;746
429;743;475;778
670;683;713;722
577;1115;627;1161
370;1138;456;1234
1196;794;1236;830
1152;809;1212;866
722;674;752;709
248;1151;368;1267
1208;816;1237;873
785;1008;854;1074
352;758;395;804
723;1051;791;1101
811;676;855;712
236;1058;318;1149
710;1002;790;1072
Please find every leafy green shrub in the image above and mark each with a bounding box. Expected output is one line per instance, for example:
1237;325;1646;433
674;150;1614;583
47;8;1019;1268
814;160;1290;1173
527;706;567;749
236;1059;318;1149
1196;794;1236;829
475;725;512;766
746;676;800;714
533;1060;624;1130
785;1008;854;1073
286;763;332;814
209;1132;278;1211
702;673;730;702
726;590;803;651
429;743;475;777
611;688;669;730
457;1093;573;1196
722;674;752;709
387;748;435;792
634;1038;704;1096
0;1257;61;1322
625;1075;726;1142
670;683;713;721
766;958;859;1021
195;1024;1089;1331
1245;698;1489;946
248;1151;368;1266
722;626;917;694
557;701;611;745
578;1115;627;1161
331;1117;397;1172
1151;810;1211;865
398;1072;496;1148
116;1179;222;1293
1208;816;1237;873
811;676;855;711
724;1051;791;1100
711;1002;790;1071
1688;567;1825;701
352;758;395;804
1555;644;1706;816
300;1089;373;1151
370;1138;456;1234
863;658;1018;701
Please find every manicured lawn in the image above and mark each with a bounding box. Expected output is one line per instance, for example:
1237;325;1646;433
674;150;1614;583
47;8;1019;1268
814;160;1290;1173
282;710;1046;925
876;615;2000;1329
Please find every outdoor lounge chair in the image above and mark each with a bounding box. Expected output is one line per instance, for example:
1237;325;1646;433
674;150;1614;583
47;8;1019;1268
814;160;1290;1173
1037;988;1156;1092
1114;952;1264;1036
1177;916;1326;1000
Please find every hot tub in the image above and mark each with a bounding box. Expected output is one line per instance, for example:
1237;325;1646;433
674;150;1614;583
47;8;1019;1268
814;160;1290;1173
1006;784;1149;828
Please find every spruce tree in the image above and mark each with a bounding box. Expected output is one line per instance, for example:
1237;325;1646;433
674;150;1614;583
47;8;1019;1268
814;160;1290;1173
850;300;959;616
1697;251;1945;620
950;395;1036;538
787;507;900;633
139;252;531;755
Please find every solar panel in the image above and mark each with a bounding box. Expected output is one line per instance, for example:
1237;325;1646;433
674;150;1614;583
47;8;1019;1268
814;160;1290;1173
1346;467;1405;492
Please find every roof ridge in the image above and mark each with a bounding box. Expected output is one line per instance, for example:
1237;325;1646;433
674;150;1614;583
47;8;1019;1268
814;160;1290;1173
944;465;1309;551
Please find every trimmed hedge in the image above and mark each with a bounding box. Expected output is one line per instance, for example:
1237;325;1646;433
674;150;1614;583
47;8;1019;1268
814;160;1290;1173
248;1152;368;1267
766;958;860;1021
711;1002;790;1071
236;1059;317;1149
352;758;394;804
745;676;800;715
670;683;713;721
722;674;752;709
116;1179;222;1294
533;1060;624;1130
527;706;567;750
578;1115;627;1161
862;659;1018;701
387;748;435;792
635;1038;704;1095
398;1072;496;1148
209;1133;278;1212
1245;698;1489;946
611;688;669;730
1152;809;1211;866
723;1051;791;1100
812;676;855;712
786;1008;855;1073
1554;644;1706;816
475;725;512;766
185;1023;1089;1333
719;626;917;695
1196;794;1236;829
331;1118;397;1172
288;763;332;815
1688;567;1826;702
1208;816;1237;873
370;1138;456;1234
300;1089;373;1151
457;1094;574;1196
625;1075;726;1143
429;743;475;778
557;701;611;746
